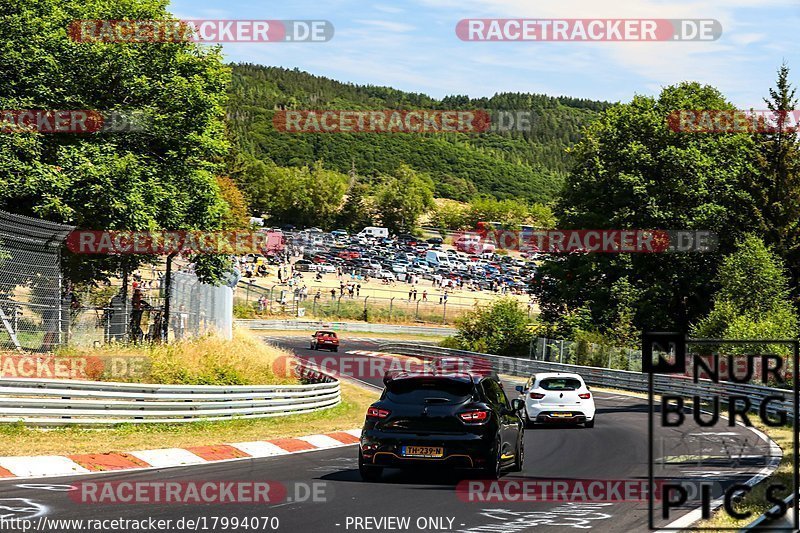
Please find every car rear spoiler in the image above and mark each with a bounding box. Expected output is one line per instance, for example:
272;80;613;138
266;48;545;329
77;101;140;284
383;370;474;385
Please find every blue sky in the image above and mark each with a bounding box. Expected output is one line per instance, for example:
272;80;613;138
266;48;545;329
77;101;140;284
170;0;800;107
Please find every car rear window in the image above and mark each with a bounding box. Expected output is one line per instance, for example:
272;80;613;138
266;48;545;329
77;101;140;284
539;378;583;391
386;379;475;404
318;331;336;337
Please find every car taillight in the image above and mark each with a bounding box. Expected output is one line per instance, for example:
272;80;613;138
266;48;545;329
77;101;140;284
579;393;591;399
529;393;545;399
459;410;490;423
366;407;390;419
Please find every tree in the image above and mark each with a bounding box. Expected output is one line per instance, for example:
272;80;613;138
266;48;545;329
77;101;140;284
335;180;375;231
452;298;533;357
0;0;232;283
535;82;761;335
746;64;800;298
216;176;250;229
373;165;435;233
464;197;530;228
431;200;468;231
693;235;798;349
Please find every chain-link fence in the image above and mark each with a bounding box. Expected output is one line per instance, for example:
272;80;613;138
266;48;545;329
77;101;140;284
169;270;233;341
0;210;73;352
234;280;475;324
0;209;234;349
67;271;233;346
529;336;643;371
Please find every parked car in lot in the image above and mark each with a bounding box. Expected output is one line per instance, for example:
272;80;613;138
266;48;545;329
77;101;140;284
294;259;313;272
515;372;596;428
426;237;443;245
310;330;339;352
391;262;409;274
359;372;524;481
316;263;337;273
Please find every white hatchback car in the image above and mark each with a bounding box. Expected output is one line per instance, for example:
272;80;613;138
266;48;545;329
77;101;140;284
515;372;596;428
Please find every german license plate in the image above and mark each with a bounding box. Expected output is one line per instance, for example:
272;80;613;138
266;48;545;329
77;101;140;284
402;446;444;457
551;413;572;418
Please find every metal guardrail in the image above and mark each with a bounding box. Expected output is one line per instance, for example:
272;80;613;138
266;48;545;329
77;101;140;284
378;342;792;530
377;343;794;417
0;375;340;426
240;319;455;336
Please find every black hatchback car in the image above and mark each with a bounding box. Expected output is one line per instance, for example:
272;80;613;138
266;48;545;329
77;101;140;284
358;372;524;481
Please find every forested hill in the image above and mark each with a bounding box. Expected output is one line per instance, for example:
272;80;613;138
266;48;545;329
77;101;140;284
227;64;612;203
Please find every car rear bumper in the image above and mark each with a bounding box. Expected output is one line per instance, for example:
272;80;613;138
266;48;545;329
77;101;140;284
527;404;595;423
360;430;492;469
535;411;588;423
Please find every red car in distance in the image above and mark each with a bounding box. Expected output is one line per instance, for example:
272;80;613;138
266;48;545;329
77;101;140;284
310;330;340;352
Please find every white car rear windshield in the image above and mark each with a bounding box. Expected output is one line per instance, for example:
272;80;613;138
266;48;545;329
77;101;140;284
539;378;582;391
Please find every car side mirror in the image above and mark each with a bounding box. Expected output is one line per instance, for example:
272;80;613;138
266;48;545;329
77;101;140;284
514;385;523;393
511;399;524;411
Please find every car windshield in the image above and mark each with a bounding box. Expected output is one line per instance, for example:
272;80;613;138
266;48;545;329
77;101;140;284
539;378;583;391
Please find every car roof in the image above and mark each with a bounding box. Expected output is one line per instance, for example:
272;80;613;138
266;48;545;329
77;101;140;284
383;371;483;385
532;372;585;380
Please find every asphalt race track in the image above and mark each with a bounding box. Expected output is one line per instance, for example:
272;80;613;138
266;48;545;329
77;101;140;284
0;337;776;533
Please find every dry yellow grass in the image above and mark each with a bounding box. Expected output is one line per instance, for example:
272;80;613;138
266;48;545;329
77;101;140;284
55;328;297;385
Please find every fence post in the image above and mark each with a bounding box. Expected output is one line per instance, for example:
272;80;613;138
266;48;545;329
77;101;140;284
559;340;564;363
389;297;394;320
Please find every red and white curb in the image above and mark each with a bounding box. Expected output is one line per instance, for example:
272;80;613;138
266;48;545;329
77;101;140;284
0;429;362;480
346;350;392;357
347;350;427;364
